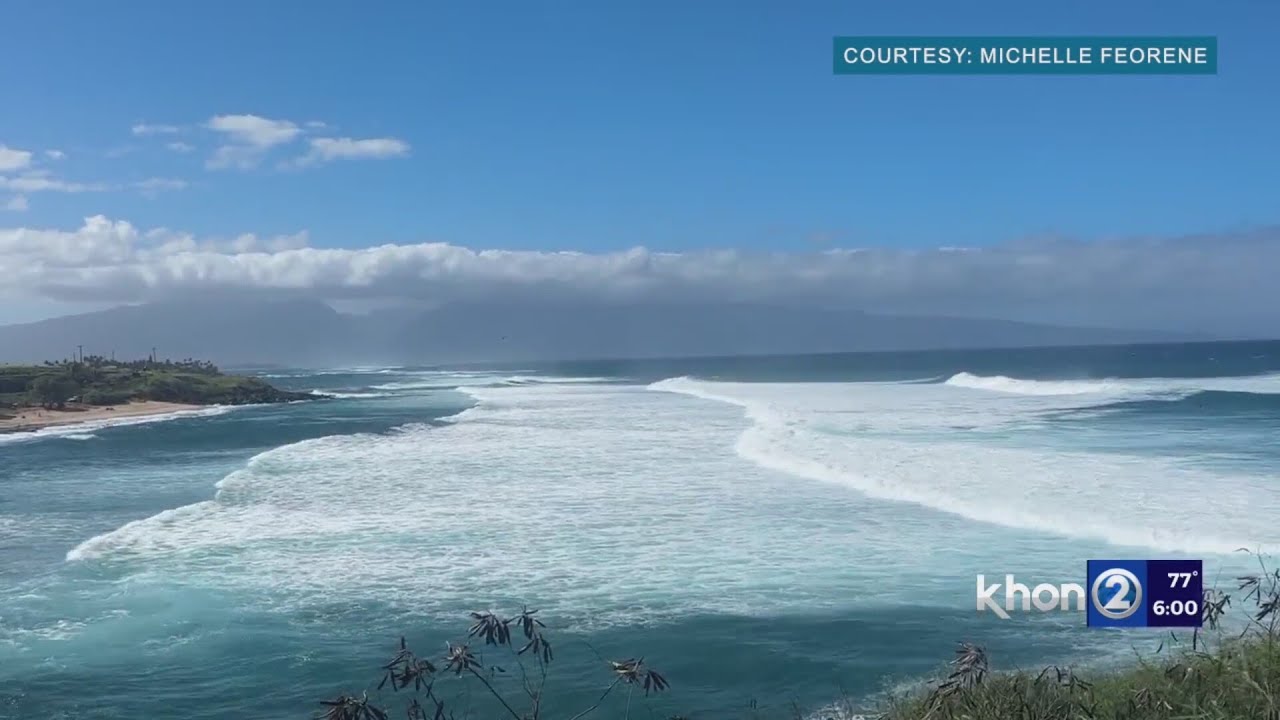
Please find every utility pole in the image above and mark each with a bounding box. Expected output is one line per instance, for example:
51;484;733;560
77;344;83;363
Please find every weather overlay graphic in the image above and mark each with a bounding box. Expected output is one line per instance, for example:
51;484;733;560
1087;559;1204;628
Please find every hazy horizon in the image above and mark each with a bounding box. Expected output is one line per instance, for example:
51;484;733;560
0;293;1228;367
3;222;1279;338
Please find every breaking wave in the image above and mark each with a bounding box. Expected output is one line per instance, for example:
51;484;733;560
944;371;1280;399
309;390;393;399
648;375;1280;555
370;375;612;391
65;377;1044;627
944;372;1123;396
0;406;239;447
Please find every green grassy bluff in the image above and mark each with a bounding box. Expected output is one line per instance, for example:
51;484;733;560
0;356;315;412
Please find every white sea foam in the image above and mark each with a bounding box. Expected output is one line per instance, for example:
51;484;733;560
498;375;613;385
371;374;611;391
309;390;393;399
944;372;1124;396
309;366;406;376
368;372;514;390
944;371;1280;399
262;366;411;378
0;406;238;446
649;376;1280;555
67;380;1073;627
62;371;1276;631
1197;372;1280;394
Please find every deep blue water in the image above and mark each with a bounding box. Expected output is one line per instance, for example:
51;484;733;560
2;340;1278;719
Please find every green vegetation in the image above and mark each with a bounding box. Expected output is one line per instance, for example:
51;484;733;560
319;607;670;720
869;553;1280;720
328;555;1280;720
873;635;1280;720
27;373;80;409
0;355;315;410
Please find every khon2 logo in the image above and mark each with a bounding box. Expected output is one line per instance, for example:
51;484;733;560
976;560;1203;628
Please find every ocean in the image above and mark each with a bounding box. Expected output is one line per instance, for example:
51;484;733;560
2;340;1278;719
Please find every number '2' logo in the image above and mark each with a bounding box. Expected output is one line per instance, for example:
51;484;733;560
1091;567;1143;620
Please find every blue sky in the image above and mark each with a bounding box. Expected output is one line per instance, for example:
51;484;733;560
2;0;1275;252
1;1;1278;333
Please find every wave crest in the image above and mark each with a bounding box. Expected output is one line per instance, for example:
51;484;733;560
945;371;1280;399
944;372;1120;395
309;390;393;399
0;406;239;447
649;375;1279;555
372;374;611;391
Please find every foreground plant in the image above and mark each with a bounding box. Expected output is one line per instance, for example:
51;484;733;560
323;554;1280;720
320;606;671;720
879;552;1280;720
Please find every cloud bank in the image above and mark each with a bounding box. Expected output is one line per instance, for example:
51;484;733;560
1;216;1276;335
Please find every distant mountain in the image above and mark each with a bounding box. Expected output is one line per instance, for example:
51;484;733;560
0;298;354;365
0;297;1195;365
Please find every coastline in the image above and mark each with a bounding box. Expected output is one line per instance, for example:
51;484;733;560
0;401;202;435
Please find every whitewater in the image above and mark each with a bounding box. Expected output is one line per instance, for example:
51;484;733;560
649;372;1280;555
3;343;1279;719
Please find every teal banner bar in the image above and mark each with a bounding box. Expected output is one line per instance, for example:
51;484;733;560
833;36;1217;75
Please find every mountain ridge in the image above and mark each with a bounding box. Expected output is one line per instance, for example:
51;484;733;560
0;297;1204;366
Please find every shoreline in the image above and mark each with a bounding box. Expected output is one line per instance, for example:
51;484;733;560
0;401;202;435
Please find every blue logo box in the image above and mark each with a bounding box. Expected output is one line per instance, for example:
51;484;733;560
1087;559;1203;628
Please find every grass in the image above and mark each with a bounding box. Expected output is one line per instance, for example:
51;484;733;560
325;553;1280;720
874;552;1280;720
876;636;1280;720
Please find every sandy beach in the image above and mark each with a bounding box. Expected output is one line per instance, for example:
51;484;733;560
0;401;201;434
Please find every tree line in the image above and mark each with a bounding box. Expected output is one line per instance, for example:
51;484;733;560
42;355;221;374
23;356;223;409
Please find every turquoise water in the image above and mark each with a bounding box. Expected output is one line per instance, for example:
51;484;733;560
2;341;1279;719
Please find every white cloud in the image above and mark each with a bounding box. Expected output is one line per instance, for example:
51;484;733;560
132;123;181;136
0;145;34;172
205;114;301;169
291;136;410;168
2;195;27;212
166;141;195;153
146;228;309;255
207;114;300;146
0;216;1276;334
133;177;188;197
0;174;110;193
206;146;259;170
45;150;66;160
